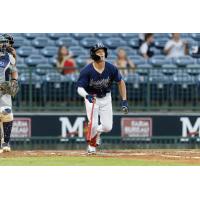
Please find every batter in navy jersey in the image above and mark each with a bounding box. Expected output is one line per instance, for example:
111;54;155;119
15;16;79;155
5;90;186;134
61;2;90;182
77;42;128;154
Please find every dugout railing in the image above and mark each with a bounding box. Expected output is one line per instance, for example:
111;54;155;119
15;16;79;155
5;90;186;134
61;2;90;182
13;66;200;111
9;136;200;150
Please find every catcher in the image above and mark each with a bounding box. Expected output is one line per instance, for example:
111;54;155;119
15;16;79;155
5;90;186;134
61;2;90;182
0;34;19;152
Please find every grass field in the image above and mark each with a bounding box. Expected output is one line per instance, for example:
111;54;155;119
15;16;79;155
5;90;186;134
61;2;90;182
0;150;200;166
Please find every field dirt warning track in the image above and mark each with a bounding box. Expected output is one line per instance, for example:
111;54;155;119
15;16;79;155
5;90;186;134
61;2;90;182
1;149;200;164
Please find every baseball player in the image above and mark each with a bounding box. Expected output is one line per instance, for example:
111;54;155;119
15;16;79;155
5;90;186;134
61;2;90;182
77;42;128;154
0;34;19;152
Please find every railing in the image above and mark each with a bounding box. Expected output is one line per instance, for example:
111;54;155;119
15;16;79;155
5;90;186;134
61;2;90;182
13;66;200;111
10;136;200;150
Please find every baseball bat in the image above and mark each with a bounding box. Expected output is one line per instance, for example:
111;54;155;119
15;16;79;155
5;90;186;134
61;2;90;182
86;100;95;142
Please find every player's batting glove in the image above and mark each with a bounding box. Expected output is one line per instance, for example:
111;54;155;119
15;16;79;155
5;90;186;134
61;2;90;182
86;95;95;103
121;100;129;114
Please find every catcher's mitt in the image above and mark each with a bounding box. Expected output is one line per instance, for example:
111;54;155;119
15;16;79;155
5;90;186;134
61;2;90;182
0;80;19;97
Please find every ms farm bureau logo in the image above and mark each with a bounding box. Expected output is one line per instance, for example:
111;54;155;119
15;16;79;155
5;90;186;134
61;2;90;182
180;117;200;137
59;117;86;137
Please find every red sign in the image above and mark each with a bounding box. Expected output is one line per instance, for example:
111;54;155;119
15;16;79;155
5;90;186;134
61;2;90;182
121;118;152;137
11;118;31;137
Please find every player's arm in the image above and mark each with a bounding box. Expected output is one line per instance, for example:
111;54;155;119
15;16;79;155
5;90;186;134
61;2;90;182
118;79;127;101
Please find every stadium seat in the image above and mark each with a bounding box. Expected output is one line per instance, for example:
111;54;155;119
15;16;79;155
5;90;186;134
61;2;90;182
120;33;138;40
174;56;196;67
32;37;55;48
149;70;169;84
150;55;173;67
154;38;168;49
17;64;27;70
104;37;127;49
106;55;117;64
128;39;140;49
47;33;71;40
40;46;58;57
191;33;200;41
13;37;31;48
129;55;147;66
35;64;54;76
48;56;57;66
95;33;119;38
17;46;39;57
76;56;90;67
17;57;25;64
80;37;100;48
23;33;47;39
137;64;152;75
56;37;79;47
25;55;48;66
161;64;177;75
173;71;195;84
154;33;170;39
186;64;200;76
68;46;87;57
72;33;95;40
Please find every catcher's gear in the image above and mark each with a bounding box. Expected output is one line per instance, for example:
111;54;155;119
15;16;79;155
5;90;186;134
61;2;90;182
0;79;19;97
121;100;129;114
2;34;14;46
0;35;8;54
90;42;108;61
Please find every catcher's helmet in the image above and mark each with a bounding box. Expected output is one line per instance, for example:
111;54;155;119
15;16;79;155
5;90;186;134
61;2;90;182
90;42;108;61
0;35;8;53
2;34;14;46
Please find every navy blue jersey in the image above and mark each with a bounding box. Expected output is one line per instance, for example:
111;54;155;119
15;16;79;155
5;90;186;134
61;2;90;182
77;62;122;98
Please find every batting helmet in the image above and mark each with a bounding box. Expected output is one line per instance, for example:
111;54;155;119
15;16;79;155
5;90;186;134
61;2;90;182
2;34;14;46
90;42;108;61
0;35;8;54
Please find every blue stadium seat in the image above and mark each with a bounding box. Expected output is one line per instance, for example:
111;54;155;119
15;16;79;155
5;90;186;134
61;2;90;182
56;37;78;47
25;55;48;66
76;56;90;67
17;57;25;64
115;46;138;56
154;33;170;38
47;33;71;40
40;46;58;57
128;39;140;49
154;38;168;49
174;56;196;67
72;33;95;40
95;33;119;38
80;37;100;48
120;33;138;41
23;33;47;39
36;64;54;76
13;37;31;48
137;64;152;75
173;71;195;84
191;33;200;41
32;37;55;48
104;37;127;49
150;55;173;67
149;70;169;84
48;56;57;66
17;64;27;70
69;46;87;57
186;64;200;76
106;55;117;64
161;64;177;75
129;55;147;65
17;46;39;57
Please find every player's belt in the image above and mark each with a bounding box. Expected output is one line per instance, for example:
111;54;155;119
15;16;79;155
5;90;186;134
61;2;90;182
96;92;110;98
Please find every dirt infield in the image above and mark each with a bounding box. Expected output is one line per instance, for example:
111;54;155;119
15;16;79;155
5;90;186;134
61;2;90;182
1;149;200;165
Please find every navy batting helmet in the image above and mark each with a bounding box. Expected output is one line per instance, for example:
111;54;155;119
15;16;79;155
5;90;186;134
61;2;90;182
90;42;108;61
2;34;14;46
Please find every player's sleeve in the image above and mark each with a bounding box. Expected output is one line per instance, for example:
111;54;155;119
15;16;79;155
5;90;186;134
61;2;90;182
113;66;122;82
76;68;89;89
140;43;148;54
9;53;16;66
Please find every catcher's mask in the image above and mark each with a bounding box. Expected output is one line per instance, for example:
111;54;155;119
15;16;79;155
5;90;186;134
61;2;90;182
0;35;8;54
2;34;14;47
90;42;108;61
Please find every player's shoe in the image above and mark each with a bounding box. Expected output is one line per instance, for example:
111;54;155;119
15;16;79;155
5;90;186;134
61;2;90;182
2;143;11;152
87;144;96;155
89;132;101;147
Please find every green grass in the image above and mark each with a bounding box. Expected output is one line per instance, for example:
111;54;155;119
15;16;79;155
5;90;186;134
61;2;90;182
0;156;198;166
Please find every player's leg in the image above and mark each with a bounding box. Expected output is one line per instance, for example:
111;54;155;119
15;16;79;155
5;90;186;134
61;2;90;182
85;99;99;154
0;106;13;152
96;94;113;146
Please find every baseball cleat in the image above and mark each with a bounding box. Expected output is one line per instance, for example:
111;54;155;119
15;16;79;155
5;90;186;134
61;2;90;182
2;143;11;152
87;145;96;155
89;132;101;147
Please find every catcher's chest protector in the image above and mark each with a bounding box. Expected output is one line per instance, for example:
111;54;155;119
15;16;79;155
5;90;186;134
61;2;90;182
0;53;10;83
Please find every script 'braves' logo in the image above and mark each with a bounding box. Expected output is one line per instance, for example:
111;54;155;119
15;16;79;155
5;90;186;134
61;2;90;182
89;77;111;89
